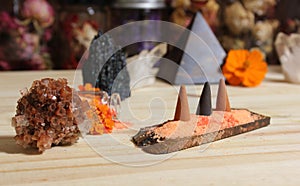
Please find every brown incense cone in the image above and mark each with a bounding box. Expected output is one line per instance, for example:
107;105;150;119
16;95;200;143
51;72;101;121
174;85;190;121
196;82;212;116
216;79;231;112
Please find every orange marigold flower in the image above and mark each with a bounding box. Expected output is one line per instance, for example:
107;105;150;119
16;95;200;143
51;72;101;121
222;49;268;87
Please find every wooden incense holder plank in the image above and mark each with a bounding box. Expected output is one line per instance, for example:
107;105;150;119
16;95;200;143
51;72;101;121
132;109;271;154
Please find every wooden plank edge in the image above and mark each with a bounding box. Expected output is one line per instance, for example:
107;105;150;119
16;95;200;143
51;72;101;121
132;109;271;154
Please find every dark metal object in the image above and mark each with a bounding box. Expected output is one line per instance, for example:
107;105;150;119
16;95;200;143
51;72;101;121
112;0;166;9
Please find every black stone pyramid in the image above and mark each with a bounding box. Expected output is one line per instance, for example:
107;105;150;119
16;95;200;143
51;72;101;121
157;12;225;85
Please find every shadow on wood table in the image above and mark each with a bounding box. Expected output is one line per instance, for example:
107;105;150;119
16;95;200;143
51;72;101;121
0;136;41;155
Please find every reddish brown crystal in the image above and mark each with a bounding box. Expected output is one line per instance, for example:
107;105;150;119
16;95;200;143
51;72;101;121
11;78;88;152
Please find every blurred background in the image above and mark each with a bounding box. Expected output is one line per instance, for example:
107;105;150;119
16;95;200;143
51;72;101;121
0;0;299;70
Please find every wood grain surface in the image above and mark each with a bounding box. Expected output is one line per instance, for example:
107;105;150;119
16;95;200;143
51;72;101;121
0;66;300;185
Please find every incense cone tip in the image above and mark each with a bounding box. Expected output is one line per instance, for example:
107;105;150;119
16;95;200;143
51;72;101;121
216;79;231;112
196;82;212;116
174;85;190;121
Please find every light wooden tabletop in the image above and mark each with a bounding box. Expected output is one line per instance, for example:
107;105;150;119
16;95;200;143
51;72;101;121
1;66;300;185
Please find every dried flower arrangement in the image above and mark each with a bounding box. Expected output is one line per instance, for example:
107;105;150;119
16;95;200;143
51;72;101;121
0;0;55;70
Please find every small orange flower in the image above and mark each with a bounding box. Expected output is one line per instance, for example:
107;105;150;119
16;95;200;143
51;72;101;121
222;49;268;87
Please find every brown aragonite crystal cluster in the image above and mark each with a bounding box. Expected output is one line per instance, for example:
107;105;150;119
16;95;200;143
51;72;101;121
11;78;88;152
